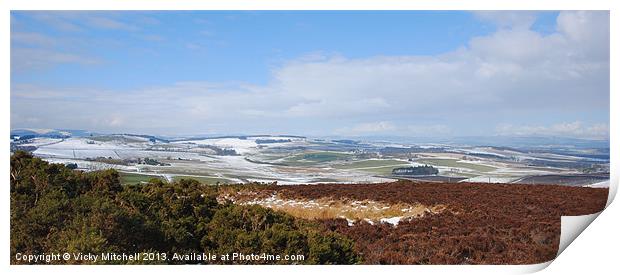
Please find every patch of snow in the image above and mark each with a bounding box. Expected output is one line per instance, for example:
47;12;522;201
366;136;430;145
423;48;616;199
380;216;402;226
457;148;508;158
174;138;258;154
460;176;518;183
18;137;63;147
587;180;610;188
363;218;374;225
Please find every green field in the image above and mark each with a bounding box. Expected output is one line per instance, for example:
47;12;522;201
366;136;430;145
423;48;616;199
119;172;164;185
416;158;496;173
334;159;409;169
333;159;411;175
172;175;230;185
281;151;352;165
358;166;406;175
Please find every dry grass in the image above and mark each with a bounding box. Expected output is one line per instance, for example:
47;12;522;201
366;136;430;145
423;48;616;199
223;190;446;225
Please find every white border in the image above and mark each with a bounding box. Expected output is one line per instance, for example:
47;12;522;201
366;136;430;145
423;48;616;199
2;1;617;275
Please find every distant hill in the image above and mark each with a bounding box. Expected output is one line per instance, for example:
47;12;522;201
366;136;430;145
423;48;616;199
9;129;173;143
10;128;93;138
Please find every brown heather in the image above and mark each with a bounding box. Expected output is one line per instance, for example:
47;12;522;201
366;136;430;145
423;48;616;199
247;181;608;264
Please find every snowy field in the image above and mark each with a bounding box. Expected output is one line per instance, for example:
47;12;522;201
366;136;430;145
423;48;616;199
11;134;607;186
23;136;390;184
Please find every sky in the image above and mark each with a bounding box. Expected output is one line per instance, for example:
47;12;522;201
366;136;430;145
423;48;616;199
10;11;610;139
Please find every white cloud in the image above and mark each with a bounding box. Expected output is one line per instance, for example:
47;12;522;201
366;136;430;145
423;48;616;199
557;11;610;43
261;11;608;118
496;121;609;140
10;32;100;71
11;32;57;46
336;121;396;135
335;123;452;137
11;11;610;138
406;125;452;136
26;11;143;32
11;48;100;71
27;11;84;32
556;11;610;61
285;97;390;118
11;12;158;72
86;16;139;31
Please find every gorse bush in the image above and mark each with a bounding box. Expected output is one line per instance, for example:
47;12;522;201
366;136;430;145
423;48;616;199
10;151;360;264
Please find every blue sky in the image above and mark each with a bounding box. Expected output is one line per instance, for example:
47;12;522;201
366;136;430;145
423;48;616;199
11;11;560;88
10;11;610;139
